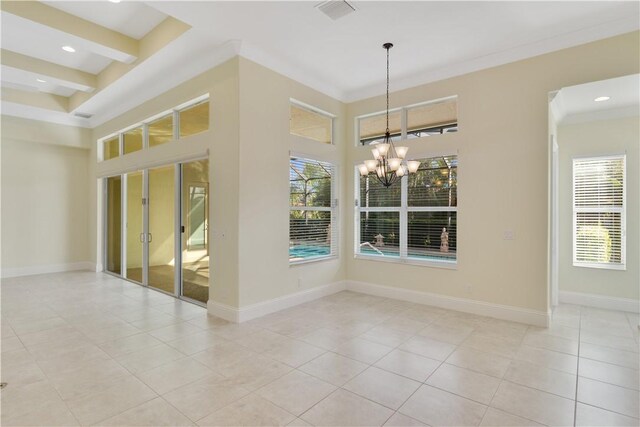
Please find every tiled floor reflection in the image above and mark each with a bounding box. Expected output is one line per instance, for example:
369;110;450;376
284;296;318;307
1;271;638;426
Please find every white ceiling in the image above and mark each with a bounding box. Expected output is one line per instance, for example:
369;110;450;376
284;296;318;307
1;1;639;128
1;65;76;97
42;1;167;40
552;74;640;124
1;12;114;74
151;1;640;101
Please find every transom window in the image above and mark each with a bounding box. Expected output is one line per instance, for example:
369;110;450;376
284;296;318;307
356;155;457;266
290;157;337;263
573;155;626;270
98;96;209;162
290;101;334;144
357;97;458;146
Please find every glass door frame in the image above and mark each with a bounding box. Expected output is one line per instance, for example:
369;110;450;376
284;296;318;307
102;159;209;307
178;158;209;305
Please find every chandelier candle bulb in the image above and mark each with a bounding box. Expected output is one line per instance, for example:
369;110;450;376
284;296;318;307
377;143;390;157
365;159;378;172
407;160;421;173
396;146;408;159
388;158;402;171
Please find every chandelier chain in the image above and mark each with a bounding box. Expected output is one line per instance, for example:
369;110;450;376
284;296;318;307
386;45;389;133
357;42;419;188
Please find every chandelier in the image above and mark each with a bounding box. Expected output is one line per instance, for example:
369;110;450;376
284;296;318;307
358;43;420;187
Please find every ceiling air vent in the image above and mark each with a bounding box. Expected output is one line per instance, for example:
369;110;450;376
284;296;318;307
316;0;355;20
74;112;93;119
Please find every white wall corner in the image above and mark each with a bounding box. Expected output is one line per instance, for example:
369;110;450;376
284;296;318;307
559;290;639;313
346;280;550;327
0;261;96;279
207;280;347;323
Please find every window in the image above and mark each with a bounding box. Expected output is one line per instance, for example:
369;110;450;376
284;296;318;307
179;101;209;138
103;136;119;160
407;99;458;139
123;126;143;154
356;155;457;265
290;102;333;144
98;96;209;162
573;155;625;269
357;97;458;146
359;110;402;146
149;114;174;147
289;157;337;263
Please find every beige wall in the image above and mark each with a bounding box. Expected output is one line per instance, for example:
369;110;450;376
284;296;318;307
237;57;347;307
5;31;637;319
1;116;91;274
92;58;240;306
558;116;639;300
346;31;639;313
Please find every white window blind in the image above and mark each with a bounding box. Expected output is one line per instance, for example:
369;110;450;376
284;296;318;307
290;157;337;263
357;96;458;146
356;155;457;265
573;155;625;269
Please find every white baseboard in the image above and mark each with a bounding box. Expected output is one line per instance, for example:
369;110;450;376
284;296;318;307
207;300;240;323
1;262;96;279
346;280;550;327
559;290;639;313
209;278;549;326
208;280;348;323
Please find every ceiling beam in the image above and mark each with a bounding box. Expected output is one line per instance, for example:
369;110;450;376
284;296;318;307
1;87;68;113
1;49;97;93
1;1;139;64
68;17;191;112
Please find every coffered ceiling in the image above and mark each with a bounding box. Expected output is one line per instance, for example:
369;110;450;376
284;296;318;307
1;1;638;128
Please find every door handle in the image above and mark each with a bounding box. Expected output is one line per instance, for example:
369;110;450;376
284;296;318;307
139;233;145;243
148;233;153;243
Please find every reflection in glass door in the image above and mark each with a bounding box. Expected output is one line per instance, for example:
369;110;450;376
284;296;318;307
148;165;176;294
181;160;209;303
125;171;144;283
106;176;122;275
104;160;209;305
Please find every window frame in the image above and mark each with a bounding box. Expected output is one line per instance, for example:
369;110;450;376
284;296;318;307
572;154;626;270
98;94;209;162
355;96;458;147
289;99;336;146
354;153;458;269
289;153;339;265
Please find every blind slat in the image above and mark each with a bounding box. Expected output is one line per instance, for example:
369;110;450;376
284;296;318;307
290;157;336;262
573;156;625;266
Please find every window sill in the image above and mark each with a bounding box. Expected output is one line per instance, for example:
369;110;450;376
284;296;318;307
354;253;457;270
573;262;626;271
290;255;338;267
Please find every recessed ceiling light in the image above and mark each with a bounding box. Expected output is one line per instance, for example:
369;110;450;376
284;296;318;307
62;45;76;53
36;78;46;83
594;96;610;102
109;0;121;3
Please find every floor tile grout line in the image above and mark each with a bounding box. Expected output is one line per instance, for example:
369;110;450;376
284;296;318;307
7;318;88;427
5;275;637;426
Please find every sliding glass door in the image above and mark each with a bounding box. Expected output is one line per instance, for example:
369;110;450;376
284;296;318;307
148;165;176;294
181;160;209;303
105;176;122;275
103;159;209;305
125;171;144;284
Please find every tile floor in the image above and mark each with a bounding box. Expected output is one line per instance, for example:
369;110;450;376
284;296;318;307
1;271;639;426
